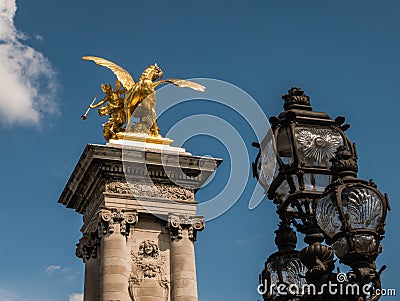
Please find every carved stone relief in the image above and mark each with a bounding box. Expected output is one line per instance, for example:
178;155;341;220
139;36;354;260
129;240;169;301
75;232;100;262
105;181;194;202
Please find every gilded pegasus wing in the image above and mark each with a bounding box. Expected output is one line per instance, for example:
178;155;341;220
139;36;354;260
82;56;135;90
155;79;205;92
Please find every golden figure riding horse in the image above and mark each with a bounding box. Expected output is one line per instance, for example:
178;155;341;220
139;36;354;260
82;56;205;140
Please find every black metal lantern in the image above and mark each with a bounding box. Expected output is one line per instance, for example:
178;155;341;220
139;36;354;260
260;221;307;301
254;88;353;205
316;146;389;274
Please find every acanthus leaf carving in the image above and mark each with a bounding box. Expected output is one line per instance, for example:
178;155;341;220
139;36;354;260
98;207;138;236
168;214;205;242
75;232;100;262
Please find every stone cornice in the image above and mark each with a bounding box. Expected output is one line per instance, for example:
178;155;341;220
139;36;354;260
58;144;222;215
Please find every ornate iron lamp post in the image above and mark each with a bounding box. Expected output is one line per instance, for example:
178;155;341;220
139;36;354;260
253;88;389;301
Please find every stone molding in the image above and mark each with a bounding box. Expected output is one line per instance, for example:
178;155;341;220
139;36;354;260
98;207;138;236
168;214;205;241
105;181;194;202
83;181;105;224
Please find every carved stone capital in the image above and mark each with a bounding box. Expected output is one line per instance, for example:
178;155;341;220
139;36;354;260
98;207;138;236
168;214;205;241
76;232;100;262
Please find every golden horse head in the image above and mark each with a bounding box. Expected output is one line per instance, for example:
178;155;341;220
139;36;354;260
140;63;163;81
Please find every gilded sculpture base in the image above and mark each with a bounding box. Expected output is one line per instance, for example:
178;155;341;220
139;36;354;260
107;132;189;154
116;132;174;145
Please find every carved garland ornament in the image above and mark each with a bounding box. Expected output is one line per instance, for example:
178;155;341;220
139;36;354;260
168;214;205;241
105;181;194;202
129;240;169;301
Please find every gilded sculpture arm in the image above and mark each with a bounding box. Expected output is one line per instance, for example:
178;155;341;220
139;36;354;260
90;95;109;109
115;80;127;95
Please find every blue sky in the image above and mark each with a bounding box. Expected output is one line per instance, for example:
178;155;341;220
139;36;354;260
0;0;399;300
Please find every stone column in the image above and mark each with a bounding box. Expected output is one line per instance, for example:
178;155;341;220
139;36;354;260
98;208;138;301
168;215;205;301
76;232;101;301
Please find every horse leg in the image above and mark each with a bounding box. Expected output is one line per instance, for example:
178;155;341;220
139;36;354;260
126;108;131;132
149;107;159;136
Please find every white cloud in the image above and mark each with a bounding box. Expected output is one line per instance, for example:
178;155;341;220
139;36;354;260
34;34;43;41
0;0;58;126
45;265;80;282
69;293;84;301
0;288;15;301
45;265;61;275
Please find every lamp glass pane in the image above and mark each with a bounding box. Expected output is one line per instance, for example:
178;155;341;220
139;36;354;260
276;179;290;200
316;193;342;237
291;174;300;191
295;126;343;167
286;258;307;288
266;262;280;286
266;255;307;288
258;130;278;191
342;187;384;231
303;173;330;192
277;127;294;165
332;237;350;259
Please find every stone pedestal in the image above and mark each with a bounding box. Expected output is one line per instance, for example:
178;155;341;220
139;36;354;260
59;138;221;301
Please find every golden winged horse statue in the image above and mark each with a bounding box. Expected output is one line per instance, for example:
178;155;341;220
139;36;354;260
82;56;205;141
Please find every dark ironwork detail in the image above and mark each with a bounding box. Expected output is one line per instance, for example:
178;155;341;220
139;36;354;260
330;145;359;180
275;221;297;252
282;87;312;111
